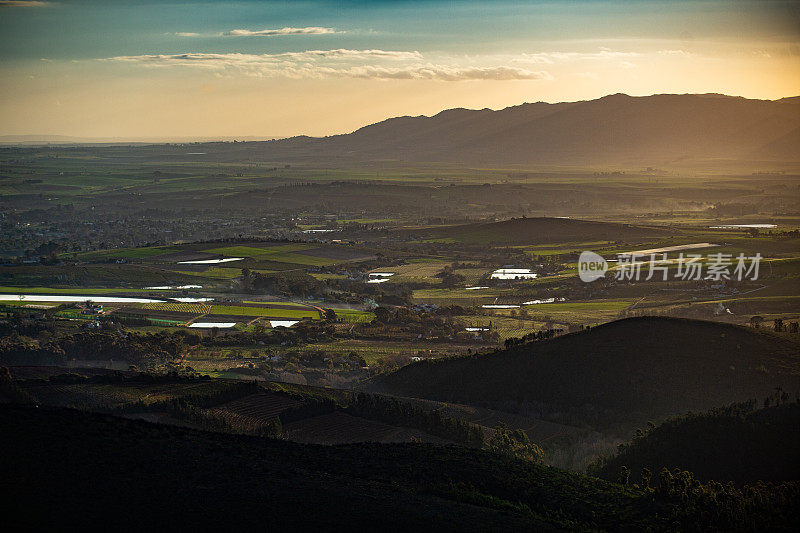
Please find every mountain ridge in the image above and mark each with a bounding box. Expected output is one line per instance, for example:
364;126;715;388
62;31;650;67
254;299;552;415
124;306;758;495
254;93;800;165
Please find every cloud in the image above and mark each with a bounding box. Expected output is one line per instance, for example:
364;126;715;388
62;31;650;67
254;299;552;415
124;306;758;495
658;49;693;57
223;27;339;37
100;51;549;81
283;49;422;60
101;53;279;70
0;0;51;6
176;32;201;37
327;65;551;81
102;49;420;67
512;50;641;65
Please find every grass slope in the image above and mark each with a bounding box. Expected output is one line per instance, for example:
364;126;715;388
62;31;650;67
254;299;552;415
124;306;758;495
371;317;800;430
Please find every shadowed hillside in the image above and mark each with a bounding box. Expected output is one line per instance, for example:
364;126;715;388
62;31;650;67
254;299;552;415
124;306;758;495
0;404;667;532
3;401;798;531
252;94;800;165
589;400;800;486
370;317;800;431
407;216;675;244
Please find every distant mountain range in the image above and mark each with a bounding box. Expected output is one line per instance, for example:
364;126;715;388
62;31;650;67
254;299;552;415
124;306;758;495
254;93;800;166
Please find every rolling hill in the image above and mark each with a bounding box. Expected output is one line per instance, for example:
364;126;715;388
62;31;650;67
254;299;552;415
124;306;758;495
370;317;800;430
407;216;675;244
252;93;800;166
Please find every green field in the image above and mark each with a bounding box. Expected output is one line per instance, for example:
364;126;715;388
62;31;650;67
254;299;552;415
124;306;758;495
333;308;375;323
412;288;500;304
203;245;337;267
0;286;129;295
175;267;243;279
310;272;348;281
303;339;467;364
69;246;179;261
208;305;318;319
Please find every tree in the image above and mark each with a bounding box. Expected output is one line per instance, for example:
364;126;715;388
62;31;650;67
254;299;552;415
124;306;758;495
641;467;652;489
373;306;391;324
618;465;630;485
487;423;544;463
439;272;465;288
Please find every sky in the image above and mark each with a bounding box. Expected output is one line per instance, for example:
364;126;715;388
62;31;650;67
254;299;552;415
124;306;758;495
0;0;798;139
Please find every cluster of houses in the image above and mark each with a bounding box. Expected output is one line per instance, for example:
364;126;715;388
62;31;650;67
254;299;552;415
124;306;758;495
79;301;104;315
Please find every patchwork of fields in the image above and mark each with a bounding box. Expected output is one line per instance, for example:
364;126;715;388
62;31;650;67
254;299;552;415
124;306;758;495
62;241;376;281
118;300;322;326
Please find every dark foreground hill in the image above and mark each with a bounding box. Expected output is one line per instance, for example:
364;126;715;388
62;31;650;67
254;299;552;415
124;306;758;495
407;216;674;244
589;401;800;486
0;404;665;532
3;404;798;532
370;317;800;430
251;93;800;165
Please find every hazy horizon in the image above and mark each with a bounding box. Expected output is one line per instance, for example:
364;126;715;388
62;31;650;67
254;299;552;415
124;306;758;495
2;91;798;144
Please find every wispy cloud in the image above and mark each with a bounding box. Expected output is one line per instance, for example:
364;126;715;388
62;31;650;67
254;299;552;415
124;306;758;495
283;49;422;60
224;27;340;37
103;49;420;66
0;0;51;6
512;50;641;65
331;65;550;81
100;51;549;81
101;53;275;70
172;27;341;38
658;49;693;57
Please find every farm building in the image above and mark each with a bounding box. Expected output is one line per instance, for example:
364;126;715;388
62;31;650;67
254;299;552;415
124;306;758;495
490;268;538;280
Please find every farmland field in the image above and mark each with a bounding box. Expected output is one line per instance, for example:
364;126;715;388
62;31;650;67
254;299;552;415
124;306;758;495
175;267;242;279
303;339;475;364
208;305;319;319
143;302;212;314
206;391;302;432
204;245;343;266
69;246;180;261
332;308;375;323
412;288;500;305
373;261;451;282
0;286;133;295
